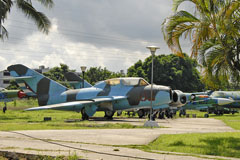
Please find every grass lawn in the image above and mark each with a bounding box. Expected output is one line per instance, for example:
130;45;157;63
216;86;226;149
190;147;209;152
141;132;240;158
134;111;240;158
0;99;146;131
212;114;240;130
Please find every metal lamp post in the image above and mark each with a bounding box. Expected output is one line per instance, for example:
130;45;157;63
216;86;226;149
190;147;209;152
144;46;159;127
80;66;87;88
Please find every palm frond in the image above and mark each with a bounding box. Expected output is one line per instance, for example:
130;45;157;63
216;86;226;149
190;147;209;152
0;25;8;39
16;0;51;34
0;0;13;19
162;10;199;55
224;1;240;19
35;0;53;8
172;0;193;12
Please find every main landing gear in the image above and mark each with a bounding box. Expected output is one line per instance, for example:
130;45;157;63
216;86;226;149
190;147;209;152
137;109;145;118
81;108;89;120
179;109;186;117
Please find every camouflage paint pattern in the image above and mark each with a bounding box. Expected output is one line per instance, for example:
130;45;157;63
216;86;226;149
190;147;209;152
8;64;172;116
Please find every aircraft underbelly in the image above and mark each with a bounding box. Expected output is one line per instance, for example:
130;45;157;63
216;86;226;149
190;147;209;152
97;101;113;111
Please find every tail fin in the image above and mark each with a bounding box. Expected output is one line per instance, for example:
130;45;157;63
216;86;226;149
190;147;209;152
64;72;92;89
7;64;67;106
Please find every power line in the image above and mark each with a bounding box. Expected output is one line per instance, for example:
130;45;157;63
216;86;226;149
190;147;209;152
7;24;160;47
5;131;155;160
0;39;149;58
0;49;148;61
1;19;168;57
7;18;161;45
0;19;162;64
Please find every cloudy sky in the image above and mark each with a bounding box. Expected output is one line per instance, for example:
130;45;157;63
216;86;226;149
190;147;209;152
0;0;193;73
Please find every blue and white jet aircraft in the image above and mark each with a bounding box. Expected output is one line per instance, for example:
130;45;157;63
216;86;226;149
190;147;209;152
7;64;179;120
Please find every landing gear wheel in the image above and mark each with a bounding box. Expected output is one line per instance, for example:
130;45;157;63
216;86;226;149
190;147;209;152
105;111;114;120
3;102;7;113
81;108;89;120
179;110;184;117
137;109;144;118
204;114;209;118
148;113;156;121
117;110;122;116
165;110;170;118
158;111;165;119
3;106;7;113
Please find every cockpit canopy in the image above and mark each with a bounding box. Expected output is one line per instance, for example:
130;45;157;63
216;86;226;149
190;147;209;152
211;91;225;98
105;77;149;86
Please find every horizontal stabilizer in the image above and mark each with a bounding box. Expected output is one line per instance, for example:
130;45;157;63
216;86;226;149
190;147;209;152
64;72;92;89
0;76;34;80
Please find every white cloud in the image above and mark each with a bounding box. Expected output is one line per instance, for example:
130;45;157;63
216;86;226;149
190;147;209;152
0;0;193;72
0;18;150;72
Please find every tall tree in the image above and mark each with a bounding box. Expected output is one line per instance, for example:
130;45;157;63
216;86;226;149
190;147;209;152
0;0;53;39
127;54;204;92
43;64;74;87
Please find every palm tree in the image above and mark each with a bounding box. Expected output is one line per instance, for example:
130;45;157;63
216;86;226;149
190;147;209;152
162;0;240;87
0;0;54;39
162;0;231;57
197;1;240;78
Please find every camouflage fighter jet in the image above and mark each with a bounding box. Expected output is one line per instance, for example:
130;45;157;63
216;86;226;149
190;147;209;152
7;64;177;120
64;72;190;119
64;72;233;118
179;93;234;116
207;91;240;114
211;91;240;107
0;88;26;113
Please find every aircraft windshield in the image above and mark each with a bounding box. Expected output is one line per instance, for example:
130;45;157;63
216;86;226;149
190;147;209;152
105;79;120;86
104;78;149;86
122;78;149;86
139;79;148;86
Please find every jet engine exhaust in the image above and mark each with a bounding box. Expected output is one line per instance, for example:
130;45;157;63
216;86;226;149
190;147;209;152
170;90;187;107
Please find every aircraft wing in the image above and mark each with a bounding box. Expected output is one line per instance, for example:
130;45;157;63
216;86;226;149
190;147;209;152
25;101;92;111
25;96;127;111
93;96;127;102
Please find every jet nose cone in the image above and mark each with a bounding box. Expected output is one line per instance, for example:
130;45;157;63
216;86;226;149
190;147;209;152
154;85;171;91
217;98;234;105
